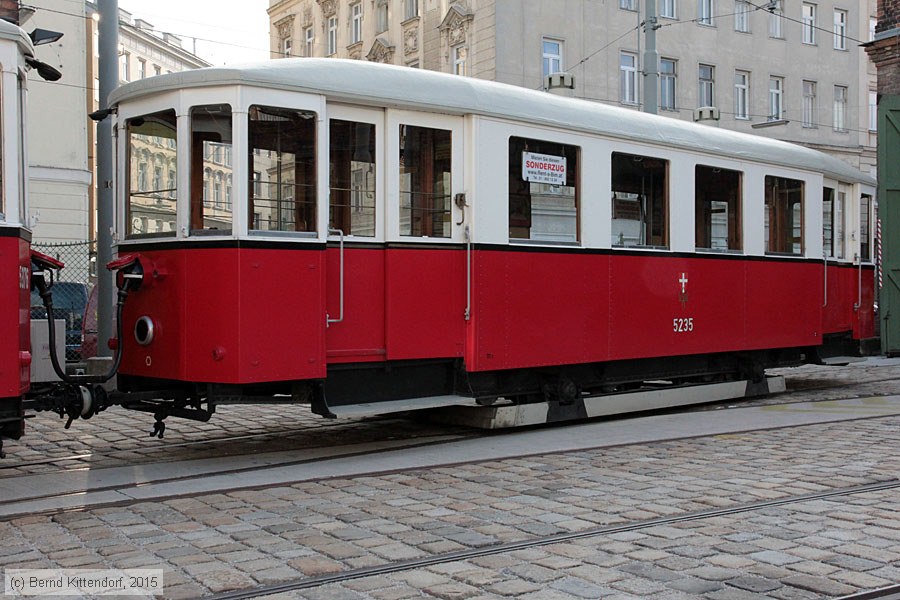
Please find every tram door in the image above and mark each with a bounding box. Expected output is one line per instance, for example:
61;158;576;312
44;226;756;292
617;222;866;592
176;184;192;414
325;107;387;363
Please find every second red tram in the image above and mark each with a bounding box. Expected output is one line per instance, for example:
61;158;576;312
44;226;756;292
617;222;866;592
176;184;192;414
96;59;876;430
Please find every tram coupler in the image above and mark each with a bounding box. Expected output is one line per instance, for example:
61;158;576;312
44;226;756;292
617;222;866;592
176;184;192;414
119;397;212;439
26;383;112;429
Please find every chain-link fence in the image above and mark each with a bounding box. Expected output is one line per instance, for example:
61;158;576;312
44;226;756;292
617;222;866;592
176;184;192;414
31;241;96;363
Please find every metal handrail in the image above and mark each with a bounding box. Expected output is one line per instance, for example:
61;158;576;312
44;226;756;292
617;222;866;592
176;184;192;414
823;253;828;308
327;228;344;326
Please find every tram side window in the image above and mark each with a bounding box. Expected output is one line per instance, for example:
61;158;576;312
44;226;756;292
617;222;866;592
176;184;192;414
126;109;177;238
248;105;317;234
764;175;804;255
696;165;742;251
860;194;872;262
190;105;233;234
330;120;375;236
399;124;451;238
611;152;668;248
508;137;579;243
823;186;846;259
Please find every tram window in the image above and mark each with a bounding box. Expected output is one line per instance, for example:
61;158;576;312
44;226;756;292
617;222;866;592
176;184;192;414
508;137;579;243
399;124;451;238
823;187;834;257
330;120;375;237
190;105;233;234
248;105;317;234
764;175;804;255
126;109;177;238
860;194;872;262
696;165;742;251
611;152;668;248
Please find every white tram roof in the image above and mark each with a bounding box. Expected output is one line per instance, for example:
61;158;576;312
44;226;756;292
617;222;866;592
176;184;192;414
111;58;875;186
0;18;34;55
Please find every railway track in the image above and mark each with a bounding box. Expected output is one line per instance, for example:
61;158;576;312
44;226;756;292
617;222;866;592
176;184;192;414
206;478;900;600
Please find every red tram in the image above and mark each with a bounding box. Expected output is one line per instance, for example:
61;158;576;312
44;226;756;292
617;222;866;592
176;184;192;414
81;59;876;433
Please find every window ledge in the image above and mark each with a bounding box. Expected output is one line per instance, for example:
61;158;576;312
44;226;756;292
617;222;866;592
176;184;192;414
509;239;581;248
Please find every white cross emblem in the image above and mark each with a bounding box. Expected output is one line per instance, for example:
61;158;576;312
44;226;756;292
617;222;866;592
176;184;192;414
678;273;689;308
679;273;688;294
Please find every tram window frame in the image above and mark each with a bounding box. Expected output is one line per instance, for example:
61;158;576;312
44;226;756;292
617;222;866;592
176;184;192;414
247;105;318;236
329;119;376;237
399;124;452;238
125;109;178;239
189;104;234;236
695;165;742;252
860;194;872;262
764;175;804;255
823;186;834;257
508;136;580;244
611;152;669;248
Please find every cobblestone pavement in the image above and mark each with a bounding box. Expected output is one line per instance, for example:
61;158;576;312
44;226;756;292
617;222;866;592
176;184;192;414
1;409;898;599
6;359;900;478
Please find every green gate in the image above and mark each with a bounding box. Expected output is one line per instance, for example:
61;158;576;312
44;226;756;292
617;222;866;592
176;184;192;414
881;95;900;356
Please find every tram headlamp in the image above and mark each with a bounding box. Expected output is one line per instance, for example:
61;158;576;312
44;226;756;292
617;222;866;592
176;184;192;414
134;316;155;346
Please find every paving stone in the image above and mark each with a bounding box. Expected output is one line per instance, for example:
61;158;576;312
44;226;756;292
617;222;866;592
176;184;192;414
667;577;725;594
727;575;782;593
782;574;857;596
619;562;681;582
748;550;803;566
552;576;619;599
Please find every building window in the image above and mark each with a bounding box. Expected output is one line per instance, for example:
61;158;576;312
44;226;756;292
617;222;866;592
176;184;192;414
612;152;669;248
376;1;389;33
119;51;130;82
769;76;783;120
698;0;713;25
351;2;363;44
620;0;636;11
802;80;817;128
509;137;580;243
304;26;314;56
404;0;418;20
869;90;878;131
327;16;337;55
769;0;784;38
696;165;742;251
399;124;452;237
330;119;376;237
154;64;162;76
126;110;177;238
248;105;317;233
282;36;293;57
870;17;877;41
833;10;847;50
802;3;816;44
660;58;676;111
453;45;468;76
735;0;750;32
660;0;676;19
542;38;563;79
734;71;749;119
137;58;146;79
699;64;715;107
620;52;639;105
765;175;804;255
833;85;847;132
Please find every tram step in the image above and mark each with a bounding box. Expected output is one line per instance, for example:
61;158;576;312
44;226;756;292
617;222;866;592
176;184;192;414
328;394;480;418
425;376;786;429
820;356;866;366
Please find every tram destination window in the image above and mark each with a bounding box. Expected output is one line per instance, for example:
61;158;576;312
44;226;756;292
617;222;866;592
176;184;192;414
126;109;177;238
330;120;375;236
696;165;742;251
509;137;579;242
249;105;317;234
399;124;451;238
190;105;233;234
764;175;804;255
611;152;669;248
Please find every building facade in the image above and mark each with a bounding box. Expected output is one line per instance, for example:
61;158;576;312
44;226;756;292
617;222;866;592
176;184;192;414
268;0;878;175
86;5;211;240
